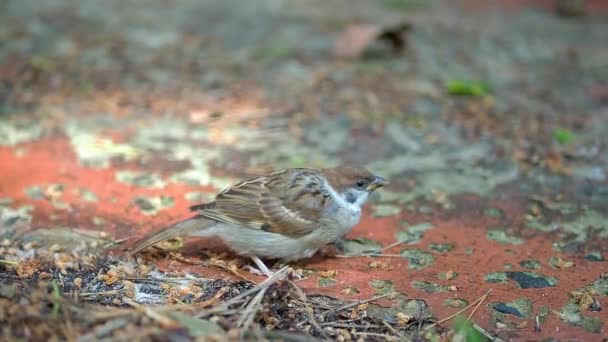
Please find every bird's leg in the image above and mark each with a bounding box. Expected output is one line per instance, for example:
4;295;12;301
246;257;302;280
333;238;346;254
246;256;274;278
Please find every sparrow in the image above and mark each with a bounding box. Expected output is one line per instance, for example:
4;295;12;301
130;166;387;276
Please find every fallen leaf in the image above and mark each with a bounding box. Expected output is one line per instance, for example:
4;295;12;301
319;269;338;278
549;256;575;269
369;260;391;270
396;312;412;325
340;285;360;295
445;80;491;96
333;22;411;58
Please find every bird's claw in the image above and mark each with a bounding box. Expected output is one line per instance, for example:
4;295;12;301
243;265;274;277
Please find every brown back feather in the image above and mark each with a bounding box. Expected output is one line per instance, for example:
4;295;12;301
190;168;329;238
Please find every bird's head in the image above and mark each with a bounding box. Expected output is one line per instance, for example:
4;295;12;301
322;166;388;208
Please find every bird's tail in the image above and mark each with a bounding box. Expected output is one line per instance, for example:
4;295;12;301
129;216;211;255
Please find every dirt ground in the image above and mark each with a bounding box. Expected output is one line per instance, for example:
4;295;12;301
1;0;607;340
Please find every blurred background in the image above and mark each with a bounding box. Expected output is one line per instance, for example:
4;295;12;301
1;0;608;339
2;0;608;245
2;0;606;213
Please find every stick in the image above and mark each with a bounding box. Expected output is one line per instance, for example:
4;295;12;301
288;280;329;339
318;292;394;319
424;290;492;330
79;290;123;297
196;266;290;317
0;259;19;266
123;297;175;327
102;237;133;249
466;290;490;321
237;287;267;329
472;323;505;342
334;254;403;258
381;240;408;252
169;252;252;282
352;331;399;341
382;320;405;339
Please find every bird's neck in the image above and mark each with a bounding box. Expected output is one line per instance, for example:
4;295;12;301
325;183;365;214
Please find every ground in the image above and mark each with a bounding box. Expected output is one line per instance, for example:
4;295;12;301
1;0;608;340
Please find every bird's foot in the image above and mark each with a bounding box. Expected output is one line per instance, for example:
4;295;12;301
243;265;273;277
247;256;274;278
245;257;303;280
272;261;303;280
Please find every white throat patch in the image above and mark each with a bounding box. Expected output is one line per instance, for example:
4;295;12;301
325;183;367;214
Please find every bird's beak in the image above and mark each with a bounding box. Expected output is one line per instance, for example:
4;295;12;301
369;176;388;191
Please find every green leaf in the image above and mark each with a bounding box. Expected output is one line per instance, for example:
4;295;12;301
553;128;574;145
446;80;491;96
453;316;486;342
51;280;62;317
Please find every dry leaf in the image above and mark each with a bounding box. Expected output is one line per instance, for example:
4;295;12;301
368;260;391;270
38;271;51;280
333;22;411;58
319;269;338;278
397;312;413;325
340;285;360;295
554;256;575;269
16;259;41;278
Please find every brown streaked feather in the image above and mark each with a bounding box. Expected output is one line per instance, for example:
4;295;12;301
190;168;329;238
189;202;216;212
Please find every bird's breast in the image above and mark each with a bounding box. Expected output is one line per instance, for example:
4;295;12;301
325;204;361;233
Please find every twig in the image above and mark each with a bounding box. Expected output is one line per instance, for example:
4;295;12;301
335;253;403;258
424;290;492;330
318;292;394;319
102;237;133;249
197;286;229;309
196;266;290;317
125;275;213;286
0;259;19;266
382;320;405;339
265;330;325;342
320;322;382;329
467;290;491;321
352;331;399;341
237;286;267;329
160;287;229;314
287;280;329;339
226;266;289;304
122;297;175;327
381;239;408;252
79;290;123;297
472;323;504;342
334;253;403;258
169;252;252;282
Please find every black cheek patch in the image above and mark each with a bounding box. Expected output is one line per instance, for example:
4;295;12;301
345;192;357;204
260;223;273;231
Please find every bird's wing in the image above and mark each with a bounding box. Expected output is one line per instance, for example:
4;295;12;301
190;169;331;238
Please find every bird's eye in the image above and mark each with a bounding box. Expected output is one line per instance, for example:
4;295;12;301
356;180;366;189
